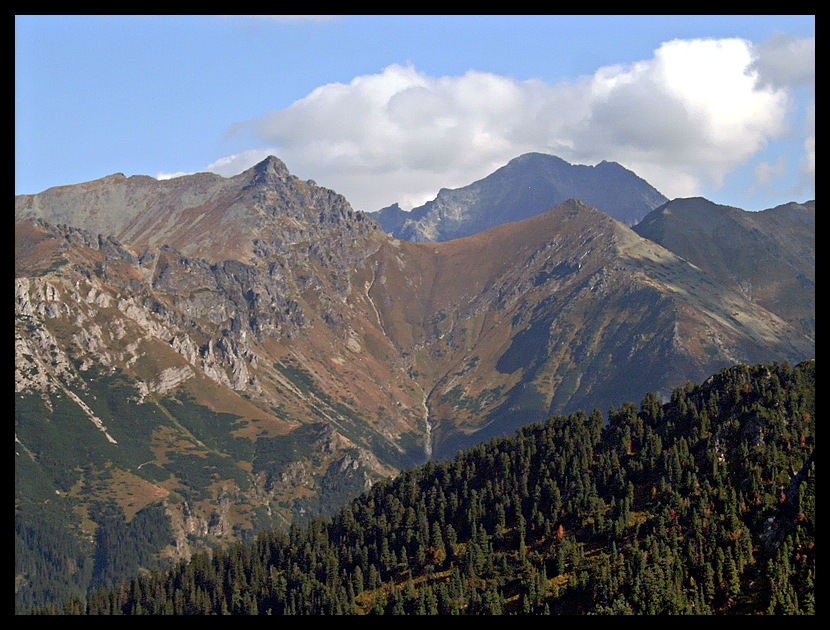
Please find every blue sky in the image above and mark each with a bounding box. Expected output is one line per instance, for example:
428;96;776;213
15;15;814;213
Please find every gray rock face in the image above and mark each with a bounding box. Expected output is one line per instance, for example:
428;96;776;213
373;153;668;242
14;155;383;267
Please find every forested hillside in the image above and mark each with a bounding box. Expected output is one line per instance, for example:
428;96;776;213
27;360;815;615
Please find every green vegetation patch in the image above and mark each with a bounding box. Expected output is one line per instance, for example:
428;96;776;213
164;451;246;500
252;422;325;484
15;367;171;488
16;389;114;492
293;450;370;524
89;501;173;591
15;500;93;614
158;391;254;462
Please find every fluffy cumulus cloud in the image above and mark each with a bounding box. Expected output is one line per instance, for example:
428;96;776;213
212;36;812;212
571;39;793;193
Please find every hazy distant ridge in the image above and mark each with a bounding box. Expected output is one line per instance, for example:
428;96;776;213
373;153;668;241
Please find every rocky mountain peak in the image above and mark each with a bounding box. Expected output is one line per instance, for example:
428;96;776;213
241;155;291;187
505;152;569;169
15;154;383;265
373;152;668;242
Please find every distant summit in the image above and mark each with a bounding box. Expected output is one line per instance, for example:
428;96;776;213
373;152;668;242
373;202;408;235
244;154;292;188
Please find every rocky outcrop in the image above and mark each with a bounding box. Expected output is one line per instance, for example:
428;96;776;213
147;366;195;396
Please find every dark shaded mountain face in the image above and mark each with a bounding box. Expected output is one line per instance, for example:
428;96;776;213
634;198;815;343
14;157;813;608
372;153;668;241
373;202;409;234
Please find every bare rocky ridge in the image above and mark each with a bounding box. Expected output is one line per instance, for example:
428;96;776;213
14;156;814;589
373;152;668;241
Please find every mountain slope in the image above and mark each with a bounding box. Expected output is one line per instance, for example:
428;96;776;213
633;198;815;342
373;152;668;241
14;157;814;610
367;199;813;457
30;360;816;615
15;162;428;610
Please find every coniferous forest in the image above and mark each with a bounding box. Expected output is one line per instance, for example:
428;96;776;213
25;360;815;615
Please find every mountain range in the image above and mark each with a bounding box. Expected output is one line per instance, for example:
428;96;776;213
14;153;814;610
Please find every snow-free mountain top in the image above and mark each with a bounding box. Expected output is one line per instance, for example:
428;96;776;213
15;153;814;611
373;152;668;242
14;155;378;265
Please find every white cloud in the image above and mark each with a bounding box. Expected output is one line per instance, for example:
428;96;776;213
210;37;808;212
567;38;792;195
156;171;190;181
750;34;815;89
